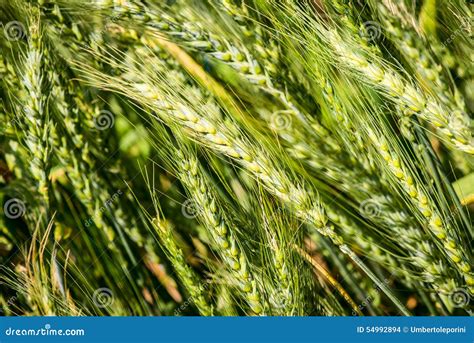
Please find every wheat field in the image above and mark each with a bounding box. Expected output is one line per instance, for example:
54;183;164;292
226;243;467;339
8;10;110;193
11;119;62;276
0;0;472;316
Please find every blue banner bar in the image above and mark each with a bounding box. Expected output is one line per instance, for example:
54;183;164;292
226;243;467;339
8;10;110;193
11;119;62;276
0;316;472;342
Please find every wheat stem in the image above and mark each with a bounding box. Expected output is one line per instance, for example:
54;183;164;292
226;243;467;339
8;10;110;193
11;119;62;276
152;217;214;316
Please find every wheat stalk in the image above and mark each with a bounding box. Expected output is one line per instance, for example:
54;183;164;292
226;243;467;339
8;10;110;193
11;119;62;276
14;11;52;205
2;0;472;317
373;0;467;114
151;216;214;316
268;1;472;154
76;45;411;314
138;27;407;275
326;30;473;154
367;127;473;293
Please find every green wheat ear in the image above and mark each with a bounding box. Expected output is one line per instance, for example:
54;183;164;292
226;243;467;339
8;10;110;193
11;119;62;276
0;0;472;316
